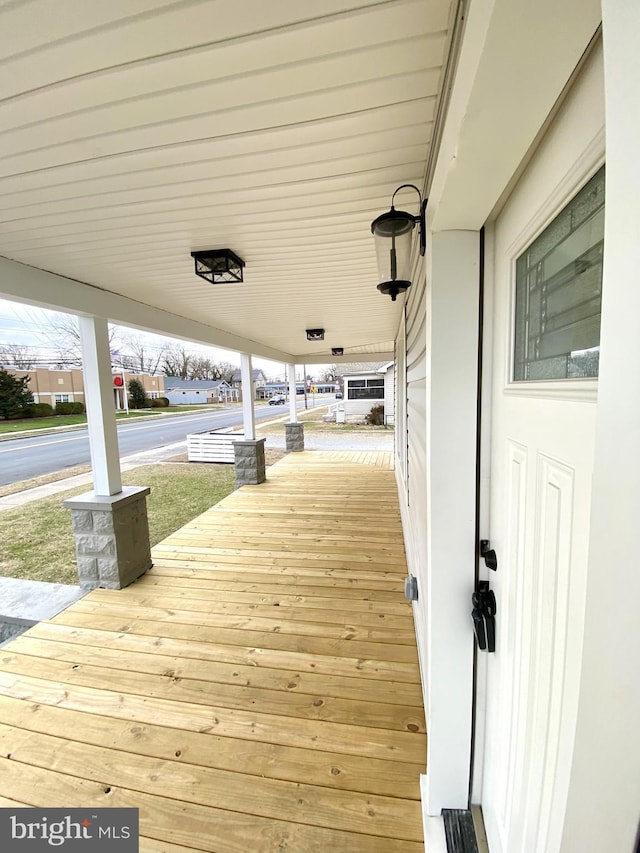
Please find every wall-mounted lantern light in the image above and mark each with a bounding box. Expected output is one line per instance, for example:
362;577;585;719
306;328;325;341
371;184;426;301
191;249;245;284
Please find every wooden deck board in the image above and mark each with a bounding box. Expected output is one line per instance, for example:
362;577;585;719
0;451;426;851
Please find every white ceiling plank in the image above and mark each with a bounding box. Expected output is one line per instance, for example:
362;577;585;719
0;256;295;362
0;0;455;364
0;101;428;196
0;42;440;157
0;146;428;223
0;123;431;210
1;0;436;97
0;0;180;61
1;6;444;127
0;73;436;175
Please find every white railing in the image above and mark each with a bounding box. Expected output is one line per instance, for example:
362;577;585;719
187;428;243;463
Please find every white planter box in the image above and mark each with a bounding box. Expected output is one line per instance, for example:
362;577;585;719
187;429;244;463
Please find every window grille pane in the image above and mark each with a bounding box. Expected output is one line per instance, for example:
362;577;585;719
348;387;385;400
514;166;605;381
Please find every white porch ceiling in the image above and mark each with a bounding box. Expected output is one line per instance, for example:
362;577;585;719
0;0;455;364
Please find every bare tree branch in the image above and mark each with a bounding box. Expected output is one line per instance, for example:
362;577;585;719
0;344;36;370
35;312;121;367
119;333;170;375
162;344;192;379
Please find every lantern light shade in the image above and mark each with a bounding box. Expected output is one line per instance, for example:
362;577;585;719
371;184;426;301
306;328;325;341
191;249;245;284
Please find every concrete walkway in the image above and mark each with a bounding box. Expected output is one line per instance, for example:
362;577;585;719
266;430;394;452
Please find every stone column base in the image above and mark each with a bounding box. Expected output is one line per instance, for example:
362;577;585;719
64;486;152;590
234;438;266;486
285;422;304;452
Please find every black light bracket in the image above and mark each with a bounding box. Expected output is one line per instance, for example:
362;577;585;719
389;184;427;257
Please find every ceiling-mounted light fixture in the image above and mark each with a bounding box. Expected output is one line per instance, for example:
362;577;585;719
306;328;325;341
371;184;426;301
191;249;245;284
331;347;344;356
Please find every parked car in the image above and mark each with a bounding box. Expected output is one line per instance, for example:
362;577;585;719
335;391;343;399
269;394;286;405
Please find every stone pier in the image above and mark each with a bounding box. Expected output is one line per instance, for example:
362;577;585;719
64;486;152;589
233;438;266;486
285;422;304;452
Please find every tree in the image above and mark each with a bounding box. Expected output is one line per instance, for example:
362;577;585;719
36;311;121;367
189;356;214;380
187;357;237;381
0;344;36;370
320;365;338;383
211;361;237;382
0;368;33;419
128;378;149;409
118;333;170;375
162;344;192;379
161;345;237;382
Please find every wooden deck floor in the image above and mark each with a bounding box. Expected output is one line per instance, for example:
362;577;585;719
0;451;426;852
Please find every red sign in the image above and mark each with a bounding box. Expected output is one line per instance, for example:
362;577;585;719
113;375;124;387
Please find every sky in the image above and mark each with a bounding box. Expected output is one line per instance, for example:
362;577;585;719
0;298;297;378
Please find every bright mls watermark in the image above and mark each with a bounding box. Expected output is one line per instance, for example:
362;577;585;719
1;809;138;852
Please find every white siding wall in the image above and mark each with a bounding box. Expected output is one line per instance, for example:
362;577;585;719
166;391;210;404
395;312;408;487
396;257;428;658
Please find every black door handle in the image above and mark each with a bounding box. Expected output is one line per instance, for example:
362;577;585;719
471;581;497;653
472;607;487;650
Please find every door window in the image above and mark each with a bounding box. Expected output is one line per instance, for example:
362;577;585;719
513;166;605;381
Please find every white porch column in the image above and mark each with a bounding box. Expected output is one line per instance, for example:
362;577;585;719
67;316;152;589
423;229;480;813
561;5;640;850
287;363;298;422
285;358;304;452
240;351;255;440
78;315;122;495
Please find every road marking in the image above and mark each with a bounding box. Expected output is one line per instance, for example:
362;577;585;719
0;434;88;453
0;411;244;452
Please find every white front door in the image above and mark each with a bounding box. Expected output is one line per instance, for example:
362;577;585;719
479;46;605;853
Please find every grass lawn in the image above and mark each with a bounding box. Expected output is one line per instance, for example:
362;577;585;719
0;462;236;585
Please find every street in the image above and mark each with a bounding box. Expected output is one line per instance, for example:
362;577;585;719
0;399;324;486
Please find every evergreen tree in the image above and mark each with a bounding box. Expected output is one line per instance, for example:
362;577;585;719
0;368;33;419
128;378;149;409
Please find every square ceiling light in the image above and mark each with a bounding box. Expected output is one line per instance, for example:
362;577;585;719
306;328;325;341
191;249;245;284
